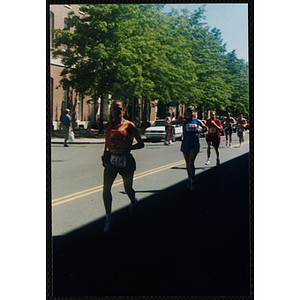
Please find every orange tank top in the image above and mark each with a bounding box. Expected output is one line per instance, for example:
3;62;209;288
105;120;133;156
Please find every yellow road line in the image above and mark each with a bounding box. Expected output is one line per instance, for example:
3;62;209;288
52;159;185;207
222;140;249;148
52;140;249;207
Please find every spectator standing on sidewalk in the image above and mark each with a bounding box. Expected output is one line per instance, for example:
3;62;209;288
164;113;173;145
101;100;144;233
170;112;176;144
171;106;206;191
205;111;223;166
60;108;73;147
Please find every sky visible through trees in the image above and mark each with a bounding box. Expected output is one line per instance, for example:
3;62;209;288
52;4;249;122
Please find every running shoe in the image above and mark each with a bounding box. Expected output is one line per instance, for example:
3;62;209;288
190;184;196;191
229;143;231;148
187;180;191;190
205;160;210;165
131;198;138;217
216;158;220;166
103;218;112;233
164;142;169;145
169;141;174;145
226;141;228;147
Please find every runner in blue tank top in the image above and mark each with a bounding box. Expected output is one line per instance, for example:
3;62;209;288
171;106;207;191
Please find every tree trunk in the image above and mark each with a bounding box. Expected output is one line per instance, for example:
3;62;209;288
131;97;135;122
142;98;148;129
98;95;105;134
176;102;179;118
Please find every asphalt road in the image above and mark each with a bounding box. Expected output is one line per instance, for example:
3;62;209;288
51;131;251;297
52;132;250;236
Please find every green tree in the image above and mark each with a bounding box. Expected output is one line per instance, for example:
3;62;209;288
224;50;249;117
53;4;149;132
52;3;248;129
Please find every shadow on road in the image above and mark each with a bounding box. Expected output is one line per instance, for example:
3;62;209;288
52;153;251;298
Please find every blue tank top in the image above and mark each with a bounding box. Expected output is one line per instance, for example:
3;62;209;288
183;118;199;141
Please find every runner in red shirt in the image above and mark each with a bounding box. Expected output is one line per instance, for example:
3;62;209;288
205;111;223;166
101;100;144;233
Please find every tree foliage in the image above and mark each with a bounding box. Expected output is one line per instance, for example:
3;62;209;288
52;3;249;122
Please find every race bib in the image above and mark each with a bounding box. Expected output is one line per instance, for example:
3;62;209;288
110;155;126;167
209;127;216;134
186;123;197;132
239;128;243;132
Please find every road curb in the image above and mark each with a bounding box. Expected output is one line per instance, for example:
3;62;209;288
51;136;147;145
51;141;105;144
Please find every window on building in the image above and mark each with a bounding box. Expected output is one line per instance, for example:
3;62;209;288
50;12;54;48
63;18;70;51
78;4;85;15
64;18;69;30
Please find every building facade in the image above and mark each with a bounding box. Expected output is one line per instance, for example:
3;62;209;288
50;4;189;130
50;4;93;130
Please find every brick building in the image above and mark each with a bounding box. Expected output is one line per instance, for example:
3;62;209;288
50;4;101;130
50;4;188;130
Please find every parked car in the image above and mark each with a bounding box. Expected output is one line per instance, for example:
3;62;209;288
144;119;183;142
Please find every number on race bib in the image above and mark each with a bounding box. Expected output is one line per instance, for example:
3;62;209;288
209;127;216;133
110;155;126;167
186;124;197;131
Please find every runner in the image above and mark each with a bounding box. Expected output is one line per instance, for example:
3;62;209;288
223;112;236;147
171;106;206;191
164;113;173;145
101;100;144;233
236;113;247;147
205;111;223;166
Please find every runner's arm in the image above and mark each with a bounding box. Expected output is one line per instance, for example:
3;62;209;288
211;120;223;131
170;116;185;125
197;119;207;128
102;123;110;154
130;123;144;150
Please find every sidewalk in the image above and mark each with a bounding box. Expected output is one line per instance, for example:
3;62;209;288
51;136;106;144
51;129;146;144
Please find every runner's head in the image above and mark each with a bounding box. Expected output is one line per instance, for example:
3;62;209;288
111;100;126;119
210;111;216;120
186;106;195;119
239;113;243;119
227;112;231;117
